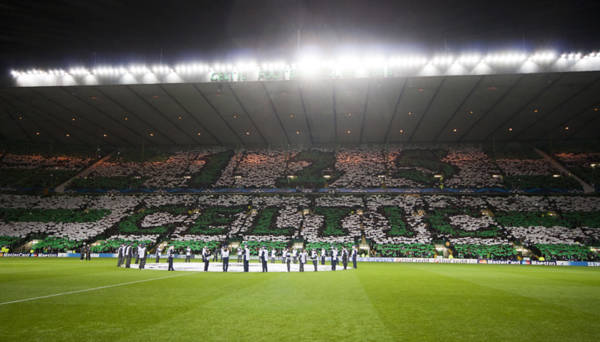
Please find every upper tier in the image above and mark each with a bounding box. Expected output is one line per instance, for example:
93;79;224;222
0;144;598;193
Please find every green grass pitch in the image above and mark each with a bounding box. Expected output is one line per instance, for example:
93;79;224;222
1;258;599;341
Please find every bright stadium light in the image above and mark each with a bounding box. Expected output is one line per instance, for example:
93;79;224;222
485;52;527;64
431;55;454;66
458;53;482;65
129;64;149;75
365;55;386;69
9;49;600;86
529;51;557;63
298;54;321;77
68;67;90;76
337;56;360;69
152;65;171;74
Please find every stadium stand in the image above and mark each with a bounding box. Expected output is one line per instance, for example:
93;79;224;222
0;141;598;261
1;144;594;192
0;150;94;190
1;193;598;260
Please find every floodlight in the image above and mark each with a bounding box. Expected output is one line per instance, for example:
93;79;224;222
458;54;481;65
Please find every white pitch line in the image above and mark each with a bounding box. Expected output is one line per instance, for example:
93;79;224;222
0;272;191;306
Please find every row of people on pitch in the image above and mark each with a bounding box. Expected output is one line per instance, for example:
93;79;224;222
232;246;359;266
117;244;175;271
116;244;148;269
260;246;358;272
134;244;358;273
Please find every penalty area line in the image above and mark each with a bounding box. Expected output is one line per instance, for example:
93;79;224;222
0;272;192;306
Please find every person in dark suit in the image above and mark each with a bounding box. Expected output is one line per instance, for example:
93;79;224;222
243;244;250;272
259;246;268;272
351;246;358;269
80;243;86;260
311;249;318;271
331;247;338;271
221;245;230;272
117;244;124;267
167;246;175;271
134;244;139;264
202;246;210;271
341;247;349;270
283;248;291;272
125;244;132;268
85;244;91;261
213;247;219;262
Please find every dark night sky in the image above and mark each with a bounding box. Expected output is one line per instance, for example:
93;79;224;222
1;0;600;71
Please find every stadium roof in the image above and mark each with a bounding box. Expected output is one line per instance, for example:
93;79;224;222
1;70;599;147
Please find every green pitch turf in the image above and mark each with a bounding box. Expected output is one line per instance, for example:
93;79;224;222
1;259;599;341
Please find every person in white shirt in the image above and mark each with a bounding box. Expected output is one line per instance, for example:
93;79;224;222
331;247;338;271
155;246;162;263
221;245;230;272
167;246;175;271
237;247;242;263
138;244;147;270
270;248;276;263
259;246;268;272
137;245;144;264
202;246;210;271
292;248;298;264
321;248;326;265
299;249;307;272
311;249;318;271
185;247;192;263
243;244;250;272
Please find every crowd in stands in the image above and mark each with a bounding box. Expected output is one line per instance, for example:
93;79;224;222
1;142;599;261
215;150;290;188
442;147;503;188
0;152;93;190
554;152;600;189
534;243;596;261
0;193;598;261
74;149;224;189
453;244;517;259
1;153;92;170
1;144;595;191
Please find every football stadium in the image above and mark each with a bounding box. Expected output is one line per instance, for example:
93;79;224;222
1;1;600;341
